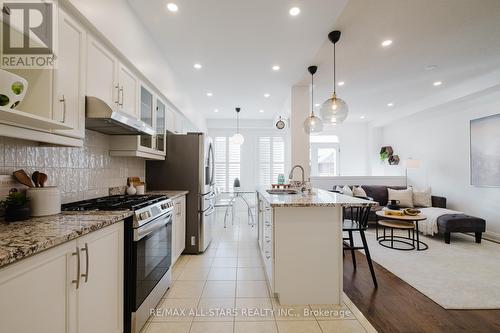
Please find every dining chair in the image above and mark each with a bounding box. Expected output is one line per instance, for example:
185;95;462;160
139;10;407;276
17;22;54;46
342;205;378;288
214;187;235;227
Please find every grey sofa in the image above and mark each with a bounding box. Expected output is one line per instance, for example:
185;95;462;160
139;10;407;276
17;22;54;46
332;185;447;223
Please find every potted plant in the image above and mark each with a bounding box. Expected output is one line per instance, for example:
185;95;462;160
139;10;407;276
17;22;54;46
0;189;31;222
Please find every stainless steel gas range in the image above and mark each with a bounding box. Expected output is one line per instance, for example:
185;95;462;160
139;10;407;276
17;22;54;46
63;194;175;333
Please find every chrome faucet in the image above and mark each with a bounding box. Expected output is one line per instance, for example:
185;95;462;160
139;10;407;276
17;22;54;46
288;165;305;183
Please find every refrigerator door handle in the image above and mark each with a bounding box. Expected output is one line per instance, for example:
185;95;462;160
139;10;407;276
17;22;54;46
204;206;215;216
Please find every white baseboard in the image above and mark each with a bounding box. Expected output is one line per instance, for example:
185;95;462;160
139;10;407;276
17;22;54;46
484;230;500;244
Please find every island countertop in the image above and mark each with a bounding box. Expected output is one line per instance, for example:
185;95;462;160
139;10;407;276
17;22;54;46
257;188;376;208
0;210;133;268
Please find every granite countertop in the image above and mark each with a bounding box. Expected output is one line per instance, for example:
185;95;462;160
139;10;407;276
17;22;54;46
147;190;189;199
0;210;133;268
257;188;376;208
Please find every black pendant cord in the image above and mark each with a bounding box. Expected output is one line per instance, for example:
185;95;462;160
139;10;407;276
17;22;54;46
333;42;336;95
311;72;315;116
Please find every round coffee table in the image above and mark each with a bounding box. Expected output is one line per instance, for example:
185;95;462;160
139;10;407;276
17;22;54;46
375;211;428;251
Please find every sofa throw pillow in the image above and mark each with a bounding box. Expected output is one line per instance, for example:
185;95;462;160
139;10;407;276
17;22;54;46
342;185;353;196
352;186;367;197
412;187;432;207
335;186;343;193
388;188;414;208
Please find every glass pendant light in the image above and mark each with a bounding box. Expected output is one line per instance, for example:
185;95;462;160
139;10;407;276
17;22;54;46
320;30;348;124
231;107;245;145
303;65;323;134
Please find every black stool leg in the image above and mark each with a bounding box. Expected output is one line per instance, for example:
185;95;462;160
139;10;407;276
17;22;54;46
360;230;378;288
348;230;357;270
475;232;482;243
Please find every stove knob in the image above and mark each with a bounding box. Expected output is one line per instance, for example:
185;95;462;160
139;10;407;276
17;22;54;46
139;212;149;220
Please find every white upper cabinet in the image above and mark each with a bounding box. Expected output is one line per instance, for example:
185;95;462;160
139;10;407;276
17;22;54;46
117;63;138;117
53;8;87;139
156;97;167;153
86;37;119;109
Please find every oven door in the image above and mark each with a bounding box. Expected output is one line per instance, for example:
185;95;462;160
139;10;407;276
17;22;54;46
132;211;172;310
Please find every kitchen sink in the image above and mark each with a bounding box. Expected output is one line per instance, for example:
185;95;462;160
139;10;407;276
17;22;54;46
266;189;299;195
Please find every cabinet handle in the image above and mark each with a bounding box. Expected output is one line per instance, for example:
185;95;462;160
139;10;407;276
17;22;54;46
115;85;120;104
119;86;124;106
265;251;271;259
59;95;66;123
265;222;271;227
72;246;80;289
80;243;89;283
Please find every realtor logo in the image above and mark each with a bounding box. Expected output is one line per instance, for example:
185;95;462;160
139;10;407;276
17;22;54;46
1;1;55;68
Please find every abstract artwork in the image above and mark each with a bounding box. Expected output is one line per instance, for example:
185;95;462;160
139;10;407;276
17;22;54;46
470;113;500;186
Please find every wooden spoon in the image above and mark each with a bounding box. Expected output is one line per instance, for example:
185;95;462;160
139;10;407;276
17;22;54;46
13;169;34;187
32;171;40;187
38;173;48;188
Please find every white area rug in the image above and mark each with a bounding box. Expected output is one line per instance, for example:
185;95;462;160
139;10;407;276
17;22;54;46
353;230;500;309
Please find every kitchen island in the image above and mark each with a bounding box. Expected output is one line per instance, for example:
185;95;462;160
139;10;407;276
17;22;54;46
257;188;374;305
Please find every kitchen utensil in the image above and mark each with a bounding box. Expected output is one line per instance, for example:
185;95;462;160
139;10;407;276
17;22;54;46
13;169;34;187
27;186;61;216
127;177;141;187
31;171;40;187
38;173;48;187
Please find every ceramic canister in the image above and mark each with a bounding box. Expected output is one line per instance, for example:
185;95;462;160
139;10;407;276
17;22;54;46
26;186;61;216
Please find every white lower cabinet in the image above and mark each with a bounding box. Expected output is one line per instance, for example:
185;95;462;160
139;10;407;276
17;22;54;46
257;194;274;292
0;221;123;333
172;195;186;265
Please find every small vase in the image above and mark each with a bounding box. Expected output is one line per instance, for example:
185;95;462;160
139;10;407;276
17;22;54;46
5;205;31;222
126;184;137;195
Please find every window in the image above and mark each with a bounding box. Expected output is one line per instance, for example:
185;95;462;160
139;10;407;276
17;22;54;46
310;135;340;176
258;136;285;186
214;136;241;191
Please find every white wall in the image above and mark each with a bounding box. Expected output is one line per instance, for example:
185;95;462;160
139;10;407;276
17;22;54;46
376;87;500;240
320;122;370;176
64;0;205;130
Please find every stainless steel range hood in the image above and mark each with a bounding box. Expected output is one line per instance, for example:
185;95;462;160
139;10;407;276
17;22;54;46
85;96;155;136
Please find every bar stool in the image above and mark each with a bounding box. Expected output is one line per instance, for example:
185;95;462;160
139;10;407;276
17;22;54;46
377;220;416;251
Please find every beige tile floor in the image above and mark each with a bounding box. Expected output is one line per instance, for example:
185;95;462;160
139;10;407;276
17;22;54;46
141;209;377;333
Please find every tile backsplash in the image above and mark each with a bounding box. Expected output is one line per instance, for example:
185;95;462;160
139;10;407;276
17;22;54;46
0;130;145;203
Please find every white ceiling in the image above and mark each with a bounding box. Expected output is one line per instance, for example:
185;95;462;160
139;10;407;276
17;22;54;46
126;0;348;120
127;0;500;124
306;0;500;125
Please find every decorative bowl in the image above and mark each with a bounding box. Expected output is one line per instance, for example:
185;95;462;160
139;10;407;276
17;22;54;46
0;69;28;110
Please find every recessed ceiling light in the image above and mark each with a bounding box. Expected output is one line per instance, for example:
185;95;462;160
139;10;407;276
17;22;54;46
206;92;213;97
166;3;178;12
272;65;280;71
289;7;301;16
387;102;394;107
315;103;320;107
193;63;202;69
338;81;345;86
360;115;366;119
381;39;393;47
259;109;264;113
264;93;270;98
433;81;442;86
214;109;219;113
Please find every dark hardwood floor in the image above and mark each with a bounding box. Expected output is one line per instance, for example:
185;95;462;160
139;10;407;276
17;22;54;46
343;250;500;333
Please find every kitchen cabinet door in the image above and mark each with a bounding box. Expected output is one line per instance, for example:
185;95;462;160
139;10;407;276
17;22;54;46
53;8;86;139
156;98;166;153
118;63;138;118
0;240;77;333
139;84;155;149
172;196;186;264
77;222;123;333
86;36;118;109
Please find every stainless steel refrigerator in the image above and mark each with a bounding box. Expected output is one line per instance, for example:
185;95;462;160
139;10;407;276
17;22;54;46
146;132;215;254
